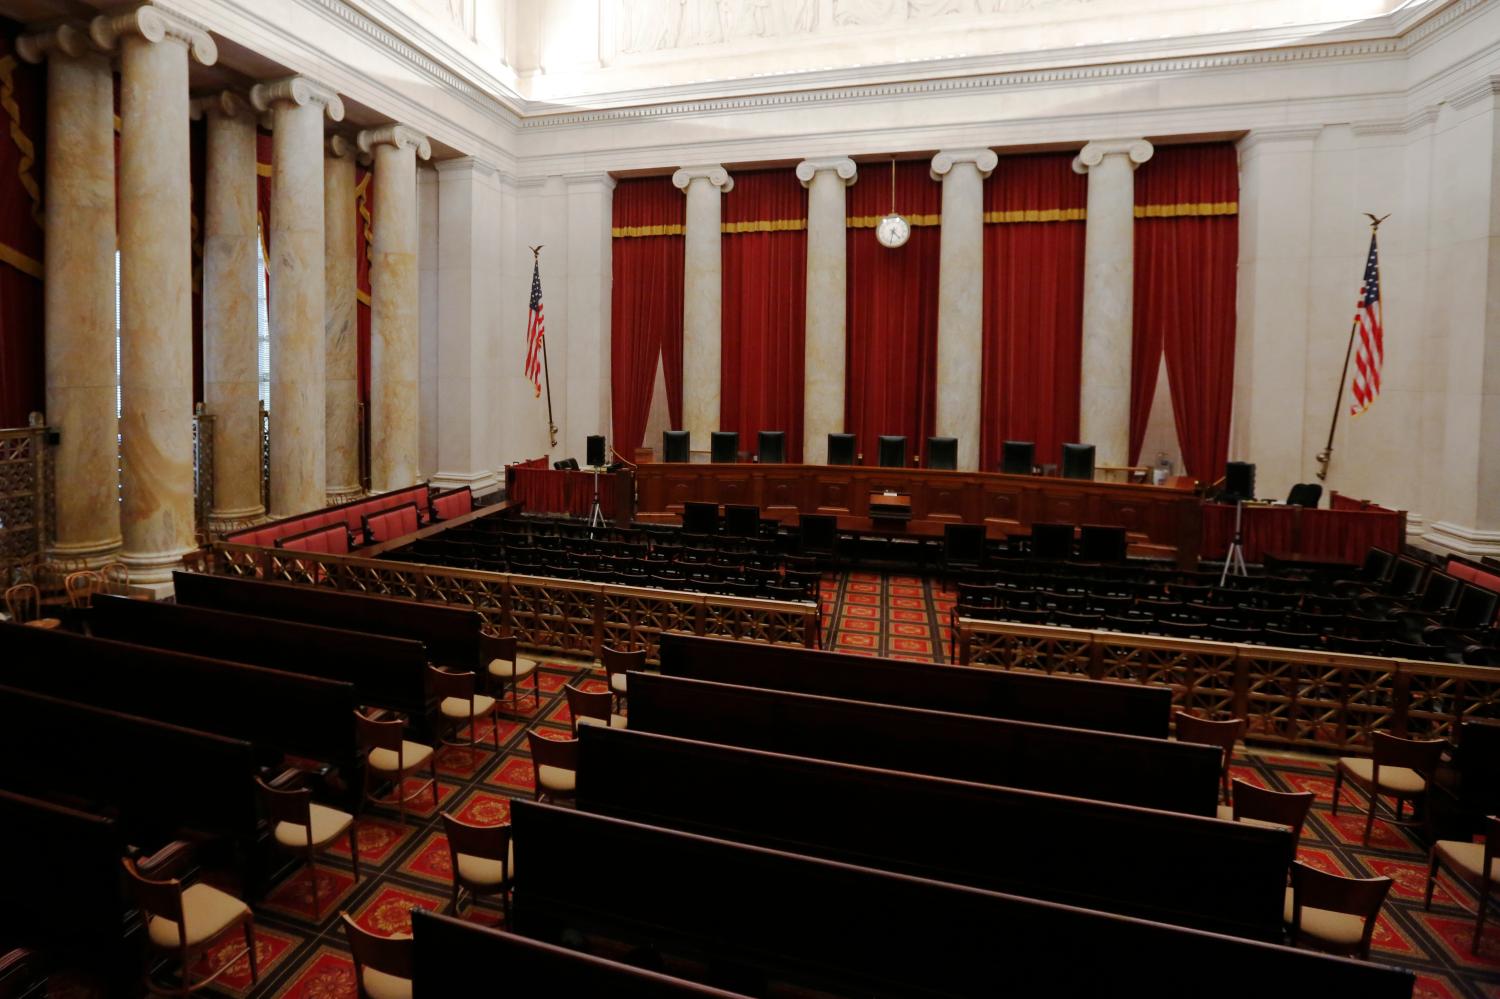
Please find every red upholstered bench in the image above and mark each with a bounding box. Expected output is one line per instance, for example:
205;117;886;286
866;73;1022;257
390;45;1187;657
277;523;352;555
431;486;473;521
1447;558;1500;593
363;502;421;545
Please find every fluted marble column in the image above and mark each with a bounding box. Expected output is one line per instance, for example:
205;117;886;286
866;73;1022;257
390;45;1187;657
360;124;431;492
251;77;344;516
672;165;733;449
91;7;216;583
796;157;856;465
1073;138;1153;468
195;91;264;531
932;148;998;471
18;24;120;564
325;135;360;502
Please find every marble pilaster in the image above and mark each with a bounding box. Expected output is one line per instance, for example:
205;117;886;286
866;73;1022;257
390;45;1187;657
91;6;216;583
672;164;732;449
324;134;361;502
360;124;431;492
18;24;120;563
1073;138;1153;469
932;148;998;471
796;157;856;465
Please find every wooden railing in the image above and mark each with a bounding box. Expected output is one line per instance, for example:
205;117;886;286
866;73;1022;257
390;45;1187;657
197;542;818;665
955;619;1500;751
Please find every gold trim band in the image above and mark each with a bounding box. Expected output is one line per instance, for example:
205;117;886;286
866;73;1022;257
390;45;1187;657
846;213;941;229
1135;201;1238;218
983;207;1086;224
612;223;685;238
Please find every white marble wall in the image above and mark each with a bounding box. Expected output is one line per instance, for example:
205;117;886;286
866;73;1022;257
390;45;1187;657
564;173;614;463
418;164;440;481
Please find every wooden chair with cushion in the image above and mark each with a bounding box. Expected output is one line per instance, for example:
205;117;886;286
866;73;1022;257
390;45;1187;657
255;776;359;920
1222;779;1315;870
355;709;438;824
564;682;626;735
480;629;539;713
600;645;645;713
1174;711;1246;804
439;812;513;921
64;570;103;609
1284;861;1393;959
1332;731;1447;845
340;912;412;999
428;665;500;751
121;857;257;995
527;730;578;803
4;583;58;629
1424;814;1500;954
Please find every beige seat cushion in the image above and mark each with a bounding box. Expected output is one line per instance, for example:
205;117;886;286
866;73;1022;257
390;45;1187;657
361;965;413;999
368;740;434;773
537;764;576;793
1339;757;1426;795
575;713;627;730
1435;840;1500;883
274;803;354;850
146;883;250;949
488;656;538;680
455;842;515;887
1283;887;1368;948
609;673;628;694
1215;804;1290;831
440;694;496;720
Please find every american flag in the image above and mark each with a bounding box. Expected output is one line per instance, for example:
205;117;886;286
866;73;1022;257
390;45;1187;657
524;256;544;398
1349;233;1383;416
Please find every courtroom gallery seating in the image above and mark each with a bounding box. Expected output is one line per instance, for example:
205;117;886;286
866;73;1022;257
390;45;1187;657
429;664;501;751
439;811;514;921
355;709;439;824
340;912;413;999
481;629;541;711
1285;861;1395;960
565;682;627;733
526;730;579;803
255;775;360;921
1174;710;1247;804
122;856;258;995
1424;814;1500;953
1332;731;1448;845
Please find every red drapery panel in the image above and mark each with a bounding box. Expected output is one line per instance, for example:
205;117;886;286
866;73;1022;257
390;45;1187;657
979;152;1086;472
845;160;940;465
610;176;684;453
1131;142;1239;478
1201;503;1402;564
720;169;807;461
507;465;625;520
0;23;45;426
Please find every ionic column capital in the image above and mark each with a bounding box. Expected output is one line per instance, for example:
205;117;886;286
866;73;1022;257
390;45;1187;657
930;148;998;180
17;22;98;63
250;76;345;121
796;157;857;187
358;124;432;160
189;90;251;121
672;164;733;193
90;6;217;65
1072;139;1154;174
327;134;358;160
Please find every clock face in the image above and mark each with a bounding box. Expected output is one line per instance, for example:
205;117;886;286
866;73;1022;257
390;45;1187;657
876;213;911;248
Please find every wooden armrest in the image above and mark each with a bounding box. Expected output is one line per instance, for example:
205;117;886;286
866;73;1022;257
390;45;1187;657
133;839;198;880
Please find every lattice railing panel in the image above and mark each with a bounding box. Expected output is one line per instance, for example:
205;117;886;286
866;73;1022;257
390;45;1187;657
1402;664;1500;743
1097;634;1238;718
600;590;701;663
958;620;1093;676
703;598;811;650
509;575;597;656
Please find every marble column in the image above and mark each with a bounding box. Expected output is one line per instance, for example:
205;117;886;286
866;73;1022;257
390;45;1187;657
91;7;216;583
796;157;856;465
1072;139;1153;469
18;24;120;564
671;165;733;449
194;91;264;531
251;77;344;517
359;124;431;492
932;148;998;471
324;134;361;502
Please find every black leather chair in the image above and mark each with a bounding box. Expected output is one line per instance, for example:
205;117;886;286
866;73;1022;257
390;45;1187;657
1002;441;1035;475
1031;523;1075;560
878;436;907;468
662;431;691;463
1286;483;1323;508
711;432;739;464
552;458;580;471
799;514;838;555
827;433;856;466
1061;444;1095;480
927;437;958;471
1080;525;1127;563
758;431;786;464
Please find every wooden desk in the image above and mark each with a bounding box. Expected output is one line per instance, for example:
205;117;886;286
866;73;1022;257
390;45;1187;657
634;462;1202;567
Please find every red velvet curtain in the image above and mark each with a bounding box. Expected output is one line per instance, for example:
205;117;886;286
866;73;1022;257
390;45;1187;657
1131;143;1239;479
610;176;684;453
720;169;807;461
0;22;45;427
845;160;941;465
189;117;205;404
980;152;1086;472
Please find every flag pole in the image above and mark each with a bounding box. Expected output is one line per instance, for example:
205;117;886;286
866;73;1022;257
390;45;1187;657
1314;213;1388;481
532;245;559;448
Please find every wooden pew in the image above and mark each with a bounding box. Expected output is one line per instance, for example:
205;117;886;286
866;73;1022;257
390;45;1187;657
89;595;431;723
412;911;749;997
3;623;361;785
171;570;481;668
576;727;1287;940
510;802;1413;999
626;673;1221;815
658;632;1170;738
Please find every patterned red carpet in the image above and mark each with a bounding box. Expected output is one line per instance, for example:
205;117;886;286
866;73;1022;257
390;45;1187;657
181;573;1499;999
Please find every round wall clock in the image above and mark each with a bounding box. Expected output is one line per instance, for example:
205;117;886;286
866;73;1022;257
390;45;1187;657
876;212;910;248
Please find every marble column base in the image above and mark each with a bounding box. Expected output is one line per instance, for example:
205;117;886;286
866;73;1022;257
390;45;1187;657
120;545;196;585
44;541;121;571
325;486;363;504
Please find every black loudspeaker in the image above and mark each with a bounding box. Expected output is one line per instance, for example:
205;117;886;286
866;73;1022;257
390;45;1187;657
1001;440;1035;476
757;430;786;464
711;432;739;464
878;436;907;468
586;435;606;468
1224;461;1256;502
827;433;856;466
1061;443;1095;480
926;437;958;471
662;430;691;463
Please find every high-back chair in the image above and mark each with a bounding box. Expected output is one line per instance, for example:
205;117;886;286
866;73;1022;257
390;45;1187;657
3;583;58;629
1332;731;1447;845
600;645;646;713
255;776;359;920
1424;814;1500;954
100;561;135;597
428;665;500;750
1226;779;1315;860
564;682;625;735
354;709;438;824
527;730;579;803
1285;862;1393;960
340;913;413;999
1174;711;1247;805
439;812;513;921
64;570;103;609
121;857;257;995
480;629;539;713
